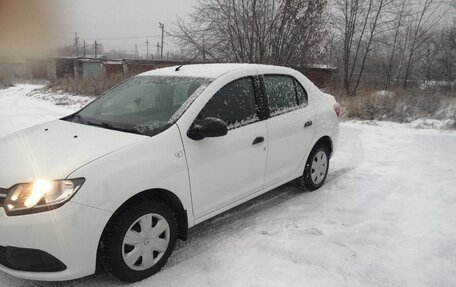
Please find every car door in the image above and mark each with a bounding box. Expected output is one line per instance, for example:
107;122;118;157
261;74;315;187
182;76;268;220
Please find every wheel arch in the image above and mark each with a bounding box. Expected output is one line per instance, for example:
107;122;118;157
95;188;188;273
313;135;333;158
296;135;333;191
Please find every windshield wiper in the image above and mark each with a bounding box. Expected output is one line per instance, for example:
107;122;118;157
72;114;86;124
86;121;143;136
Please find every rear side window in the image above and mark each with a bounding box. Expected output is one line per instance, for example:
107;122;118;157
196;77;259;129
263;75;298;116
295;80;308;106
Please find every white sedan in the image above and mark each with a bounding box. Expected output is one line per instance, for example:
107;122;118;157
0;64;339;282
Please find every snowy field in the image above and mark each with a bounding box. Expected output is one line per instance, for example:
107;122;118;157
1;85;456;287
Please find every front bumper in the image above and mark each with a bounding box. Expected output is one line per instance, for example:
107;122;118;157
0;245;66;272
0;201;112;281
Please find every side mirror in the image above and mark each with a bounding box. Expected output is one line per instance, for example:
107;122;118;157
187;117;228;140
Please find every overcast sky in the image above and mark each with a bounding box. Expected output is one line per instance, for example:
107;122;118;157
54;0;199;55
50;0;454;57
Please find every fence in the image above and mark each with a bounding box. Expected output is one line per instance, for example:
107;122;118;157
0;58;336;88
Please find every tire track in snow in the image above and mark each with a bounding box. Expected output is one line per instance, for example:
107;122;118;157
165;184;303;268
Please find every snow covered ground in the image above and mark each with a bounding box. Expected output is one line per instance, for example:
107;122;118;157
0;85;94;138
1;85;456;287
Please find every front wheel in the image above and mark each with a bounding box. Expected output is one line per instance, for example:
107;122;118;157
103;201;177;282
296;145;330;191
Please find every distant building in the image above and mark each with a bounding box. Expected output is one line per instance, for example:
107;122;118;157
47;57;76;80
0;60;27;78
301;64;337;89
79;59;104;79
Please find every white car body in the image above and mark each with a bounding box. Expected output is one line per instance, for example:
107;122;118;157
0;64;339;281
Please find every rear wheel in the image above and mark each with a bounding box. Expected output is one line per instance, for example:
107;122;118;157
103;201;177;282
296;145;330;191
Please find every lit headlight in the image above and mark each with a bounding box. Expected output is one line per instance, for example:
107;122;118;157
4;178;85;216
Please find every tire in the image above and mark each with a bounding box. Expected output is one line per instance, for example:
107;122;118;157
296;144;330;191
103;200;177;282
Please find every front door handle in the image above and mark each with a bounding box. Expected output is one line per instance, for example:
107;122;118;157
304;120;313;128
252;137;264;145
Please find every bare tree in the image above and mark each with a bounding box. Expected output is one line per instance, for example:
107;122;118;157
335;0;393;96
441;19;456;84
383;0;408;90
401;0;449;88
419;33;440;82
173;0;328;69
427;19;456;87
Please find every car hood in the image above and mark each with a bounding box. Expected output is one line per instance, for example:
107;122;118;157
0;120;147;188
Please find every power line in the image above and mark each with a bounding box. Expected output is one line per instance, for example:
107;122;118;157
61;22;170;28
58;34;163;41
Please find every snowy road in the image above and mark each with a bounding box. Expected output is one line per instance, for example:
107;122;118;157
1;86;456;286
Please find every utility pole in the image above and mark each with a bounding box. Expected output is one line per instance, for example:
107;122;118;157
145;40;150;60
156;42;161;59
94;41;98;58
74;32;79;57
135;44;139;59
159;22;164;60
83;40;86;57
202;36;206;62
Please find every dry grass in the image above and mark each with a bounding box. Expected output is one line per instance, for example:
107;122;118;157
46;74;126;96
0;71;13;88
336;88;456;123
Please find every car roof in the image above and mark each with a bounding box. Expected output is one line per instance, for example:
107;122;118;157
138;63;295;79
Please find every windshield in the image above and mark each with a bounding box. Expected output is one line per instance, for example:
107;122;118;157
66;76;212;136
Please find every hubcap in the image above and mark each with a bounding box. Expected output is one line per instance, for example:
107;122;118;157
311;151;328;185
122;213;170;271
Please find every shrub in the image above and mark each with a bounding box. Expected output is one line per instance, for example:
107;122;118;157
0;71;13;89
336;88;455;123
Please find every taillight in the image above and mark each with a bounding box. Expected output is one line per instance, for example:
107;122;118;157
334;102;341;118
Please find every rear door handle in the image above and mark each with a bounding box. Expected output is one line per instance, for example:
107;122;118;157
252;137;264;145
304;120;313;128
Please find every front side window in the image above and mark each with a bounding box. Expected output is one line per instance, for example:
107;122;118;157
263;75;299;116
195;77;259;130
67;76;212;136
